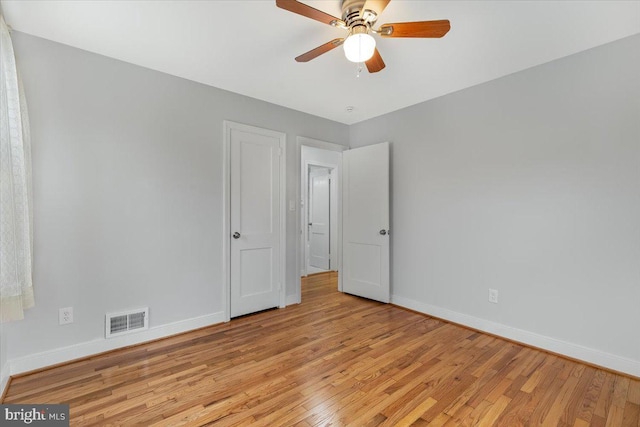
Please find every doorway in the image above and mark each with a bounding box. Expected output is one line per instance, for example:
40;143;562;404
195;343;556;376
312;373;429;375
295;138;346;304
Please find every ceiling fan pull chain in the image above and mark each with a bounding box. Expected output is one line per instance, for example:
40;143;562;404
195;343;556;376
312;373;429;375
356;62;363;78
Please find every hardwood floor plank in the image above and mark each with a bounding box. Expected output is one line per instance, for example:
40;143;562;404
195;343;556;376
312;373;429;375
419;373;478;423
443;403;475;426
563;366;598;425
621;402;639;427
476;395;511;427
540;368;581;425
3;271;636;426
574;419;592;427
628;379;640;405
605;404;625;427
577;369;608;423
461;399;494;426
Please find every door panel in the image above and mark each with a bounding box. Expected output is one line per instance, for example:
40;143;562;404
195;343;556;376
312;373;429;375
347;243;381;285
239;248;273;297
342;142;389;303
239;141;273;234
230;127;282;317
309;172;330;270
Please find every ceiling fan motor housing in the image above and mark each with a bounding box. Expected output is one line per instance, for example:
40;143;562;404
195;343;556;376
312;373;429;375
342;0;377;28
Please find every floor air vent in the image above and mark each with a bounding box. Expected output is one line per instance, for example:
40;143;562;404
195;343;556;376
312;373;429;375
106;308;149;338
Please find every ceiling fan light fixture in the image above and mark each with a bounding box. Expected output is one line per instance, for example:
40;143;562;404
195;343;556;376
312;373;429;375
343;31;376;63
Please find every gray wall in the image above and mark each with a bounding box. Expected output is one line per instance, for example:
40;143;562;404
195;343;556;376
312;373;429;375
350;34;640;363
1;321;6;384
5;32;348;359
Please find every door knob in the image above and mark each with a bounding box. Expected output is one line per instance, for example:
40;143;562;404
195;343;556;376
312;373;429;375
233;232;241;239
379;229;387;235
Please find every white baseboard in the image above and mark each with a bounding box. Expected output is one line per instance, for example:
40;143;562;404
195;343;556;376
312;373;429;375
9;311;225;376
391;295;640;378
1;361;9;399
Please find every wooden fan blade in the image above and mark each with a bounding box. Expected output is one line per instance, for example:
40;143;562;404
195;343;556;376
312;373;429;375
379;20;450;38
366;48;386;73
295;38;344;62
361;0;391;18
276;0;343;26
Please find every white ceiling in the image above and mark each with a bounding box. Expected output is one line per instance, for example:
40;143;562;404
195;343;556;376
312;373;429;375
2;1;639;124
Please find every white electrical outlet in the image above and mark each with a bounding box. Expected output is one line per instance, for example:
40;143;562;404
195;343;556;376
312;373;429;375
488;289;499;304
59;307;73;325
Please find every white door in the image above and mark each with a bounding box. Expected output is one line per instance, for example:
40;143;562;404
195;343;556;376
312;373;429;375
229;124;284;318
342;142;390;303
309;170;330;271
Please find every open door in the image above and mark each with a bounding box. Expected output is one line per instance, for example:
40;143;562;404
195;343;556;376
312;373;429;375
342;142;390;303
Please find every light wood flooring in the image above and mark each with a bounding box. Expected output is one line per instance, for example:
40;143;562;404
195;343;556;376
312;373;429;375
3;272;639;426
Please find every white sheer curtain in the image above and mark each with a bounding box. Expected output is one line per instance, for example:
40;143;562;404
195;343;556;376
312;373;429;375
0;14;34;322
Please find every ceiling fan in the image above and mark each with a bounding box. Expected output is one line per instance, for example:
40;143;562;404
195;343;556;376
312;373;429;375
276;0;451;73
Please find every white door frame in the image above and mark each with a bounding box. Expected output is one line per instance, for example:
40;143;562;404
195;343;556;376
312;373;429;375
223;121;287;322
295;136;347;305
